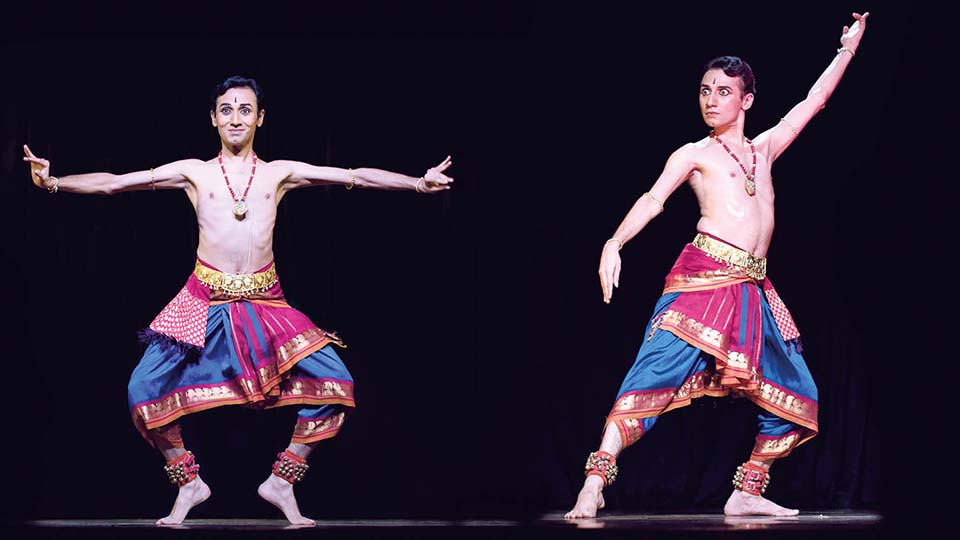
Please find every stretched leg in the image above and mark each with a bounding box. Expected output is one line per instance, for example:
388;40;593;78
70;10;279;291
150;424;211;526
565;422;626;519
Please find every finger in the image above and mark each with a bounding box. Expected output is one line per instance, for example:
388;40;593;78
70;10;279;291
613;264;621;288
843;25;849;33
23;144;34;158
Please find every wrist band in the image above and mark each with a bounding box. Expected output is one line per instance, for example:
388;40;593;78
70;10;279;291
415;177;425;193
837;47;855;57
604;238;623;251
150;168;156;191
47;176;60;194
346;169;356;190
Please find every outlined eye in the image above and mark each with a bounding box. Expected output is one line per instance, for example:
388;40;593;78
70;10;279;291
700;88;710;96
719;88;730;96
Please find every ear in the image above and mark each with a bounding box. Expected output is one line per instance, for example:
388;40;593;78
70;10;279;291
210;110;217;127
257;109;265;127
741;93;754;111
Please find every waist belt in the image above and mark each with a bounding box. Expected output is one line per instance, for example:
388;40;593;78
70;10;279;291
193;261;278;296
692;233;767;280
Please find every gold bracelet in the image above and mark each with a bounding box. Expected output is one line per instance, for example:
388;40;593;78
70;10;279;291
779;117;799;137
415;176;425;193
346;168;356;190
642;191;664;212
837;47;855;57
47;176;60;193
150;168;156;191
604;238;623;251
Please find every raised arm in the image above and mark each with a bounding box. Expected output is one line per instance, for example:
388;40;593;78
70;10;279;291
276;155;454;195
599;145;697;304
754;12;869;164
23;144;197;195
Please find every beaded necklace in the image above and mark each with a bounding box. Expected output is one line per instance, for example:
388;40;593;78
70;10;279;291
709;130;756;196
218;151;257;219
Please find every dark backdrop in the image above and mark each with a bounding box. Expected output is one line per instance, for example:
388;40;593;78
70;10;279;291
1;1;945;535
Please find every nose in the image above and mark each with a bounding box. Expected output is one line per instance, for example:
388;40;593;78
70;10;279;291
229;110;242;126
705;92;718;107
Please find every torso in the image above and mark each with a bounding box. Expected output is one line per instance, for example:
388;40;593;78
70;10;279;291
686;136;774;257
181;157;290;273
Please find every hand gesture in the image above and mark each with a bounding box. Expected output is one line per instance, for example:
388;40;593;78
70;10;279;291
23;144;55;190
418;155;454;193
840;12;869;53
599;241;622;304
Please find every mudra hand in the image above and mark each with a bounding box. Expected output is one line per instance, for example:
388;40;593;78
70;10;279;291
22;144;54;190
418;155;454;193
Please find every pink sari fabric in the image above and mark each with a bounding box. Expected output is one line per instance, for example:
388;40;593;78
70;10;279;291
657;244;801;391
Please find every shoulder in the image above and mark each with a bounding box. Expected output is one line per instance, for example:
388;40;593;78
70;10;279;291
668;140;708;162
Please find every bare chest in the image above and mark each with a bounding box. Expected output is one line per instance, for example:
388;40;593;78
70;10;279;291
192;165;284;223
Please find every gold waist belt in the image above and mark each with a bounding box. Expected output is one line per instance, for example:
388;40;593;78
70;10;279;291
193;261;279;296
692;233;767;280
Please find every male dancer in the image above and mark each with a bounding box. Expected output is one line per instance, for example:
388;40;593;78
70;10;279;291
566;12;868;518
24;75;454;526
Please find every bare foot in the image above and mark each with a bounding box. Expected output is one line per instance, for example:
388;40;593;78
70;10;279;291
258;475;316;526
723;490;799;516
564;476;606;519
156;476;211;525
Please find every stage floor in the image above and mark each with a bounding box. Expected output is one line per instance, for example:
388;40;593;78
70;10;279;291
12;511;886;539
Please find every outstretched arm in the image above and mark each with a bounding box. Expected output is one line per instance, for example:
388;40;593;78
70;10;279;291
23;144;196;195
599;145;696;304
277;155;454;194
755;12;869;163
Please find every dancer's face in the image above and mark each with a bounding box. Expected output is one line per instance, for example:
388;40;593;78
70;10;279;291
699;69;753;128
211;87;264;147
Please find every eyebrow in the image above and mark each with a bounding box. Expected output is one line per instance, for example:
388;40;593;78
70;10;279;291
219;103;255;108
700;84;734;90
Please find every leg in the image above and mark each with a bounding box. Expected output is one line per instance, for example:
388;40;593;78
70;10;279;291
723;411;801;516
258;442;318;526
257;403;348;526
149;423;212;526
564;422;624;519
723;458;798;516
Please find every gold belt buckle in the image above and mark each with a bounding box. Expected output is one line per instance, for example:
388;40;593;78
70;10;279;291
194;261;277;295
693;234;766;280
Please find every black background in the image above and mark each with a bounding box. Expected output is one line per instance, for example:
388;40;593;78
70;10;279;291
1;1;947;536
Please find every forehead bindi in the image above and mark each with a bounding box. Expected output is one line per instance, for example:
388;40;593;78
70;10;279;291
701;69;740;91
217;88;257;109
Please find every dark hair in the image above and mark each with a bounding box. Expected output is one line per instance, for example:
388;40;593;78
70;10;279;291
701;56;756;96
211;75;265;112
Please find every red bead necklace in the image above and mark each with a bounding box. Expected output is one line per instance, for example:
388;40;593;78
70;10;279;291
218;151;257;220
709;130;757;196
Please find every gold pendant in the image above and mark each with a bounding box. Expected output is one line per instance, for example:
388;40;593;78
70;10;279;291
233;201;248;220
744;177;756;196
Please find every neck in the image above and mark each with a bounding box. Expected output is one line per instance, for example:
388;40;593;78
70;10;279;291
711;124;748;145
220;144;256;161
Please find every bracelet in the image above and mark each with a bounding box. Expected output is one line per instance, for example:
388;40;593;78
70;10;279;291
415;176;425;193
47;176;60;194
642;191;664;212
604;238;623;251
150;168;156;191
837;47;855;57
346;168;356;190
779;117;799;137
